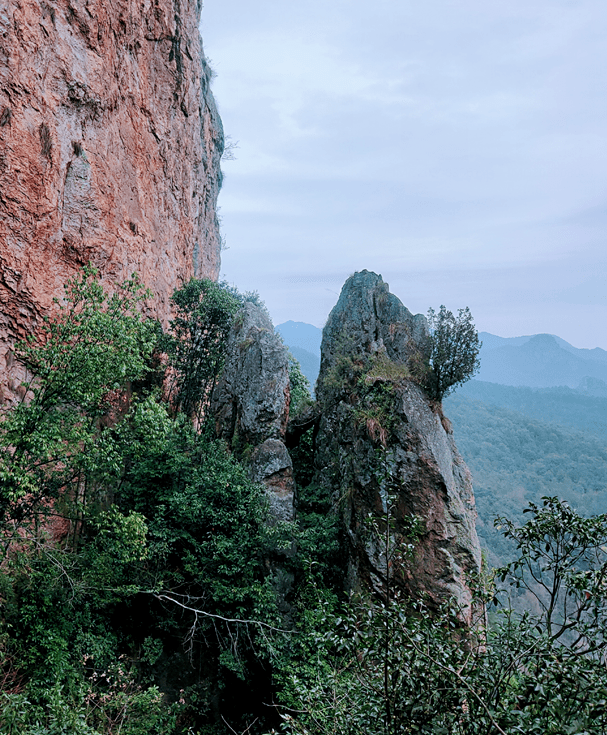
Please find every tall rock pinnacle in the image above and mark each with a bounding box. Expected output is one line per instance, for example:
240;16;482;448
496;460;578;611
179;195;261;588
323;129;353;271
314;271;482;620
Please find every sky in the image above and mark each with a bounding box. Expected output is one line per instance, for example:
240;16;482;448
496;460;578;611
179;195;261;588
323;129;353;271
200;0;607;349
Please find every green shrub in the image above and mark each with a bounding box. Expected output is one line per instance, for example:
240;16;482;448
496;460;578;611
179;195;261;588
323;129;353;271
163;278;241;423
423;305;481;402
272;497;607;735
0;269;283;734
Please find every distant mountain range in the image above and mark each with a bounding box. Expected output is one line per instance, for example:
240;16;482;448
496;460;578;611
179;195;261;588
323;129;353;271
276;321;321;389
478;332;607;388
277;321;607;393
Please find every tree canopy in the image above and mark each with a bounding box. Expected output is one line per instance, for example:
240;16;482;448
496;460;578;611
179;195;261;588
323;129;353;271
424;305;481;401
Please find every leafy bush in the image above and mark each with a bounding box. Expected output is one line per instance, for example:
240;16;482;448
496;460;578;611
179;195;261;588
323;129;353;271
163;278;241;423
287;354;312;416
0;266;158;559
0;270;283;734
424;305;481;401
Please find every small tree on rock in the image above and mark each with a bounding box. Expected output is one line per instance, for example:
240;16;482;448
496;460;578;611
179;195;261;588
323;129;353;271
424;305;481;401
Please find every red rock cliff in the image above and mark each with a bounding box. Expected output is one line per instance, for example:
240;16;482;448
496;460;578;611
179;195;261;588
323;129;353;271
0;0;223;400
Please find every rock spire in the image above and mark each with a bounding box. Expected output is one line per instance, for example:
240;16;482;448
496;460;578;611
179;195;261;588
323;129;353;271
314;271;482;619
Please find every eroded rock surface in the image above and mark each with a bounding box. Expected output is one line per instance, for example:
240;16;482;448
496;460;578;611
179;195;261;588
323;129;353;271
0;0;223;402
314;271;482;620
249;439;295;523
212;303;294;520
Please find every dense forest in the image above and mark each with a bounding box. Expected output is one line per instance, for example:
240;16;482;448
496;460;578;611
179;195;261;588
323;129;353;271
2;271;607;734
454;380;607;442
444;391;607;568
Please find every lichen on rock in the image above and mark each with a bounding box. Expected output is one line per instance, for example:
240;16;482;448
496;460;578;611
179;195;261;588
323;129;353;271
212;302;295;521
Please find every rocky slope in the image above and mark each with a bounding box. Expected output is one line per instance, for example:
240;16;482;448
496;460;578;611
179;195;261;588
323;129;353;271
0;0;223;402
220;272;482;618
314;271;482;620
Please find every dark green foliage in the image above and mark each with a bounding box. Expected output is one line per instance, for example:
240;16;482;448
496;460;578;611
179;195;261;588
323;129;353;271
424;305;481;401
275;597;473;735
289;425;315;489
456;379;607;441
287;354;312;416
164;278;241;423
5;269;607;734
274;499;607;735
293;480;342;589
117;420;279;620
0;270;282;734
0;265;158;560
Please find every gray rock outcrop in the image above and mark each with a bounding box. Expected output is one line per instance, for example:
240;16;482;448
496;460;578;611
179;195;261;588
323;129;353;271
314;271;482;621
212;302;294;520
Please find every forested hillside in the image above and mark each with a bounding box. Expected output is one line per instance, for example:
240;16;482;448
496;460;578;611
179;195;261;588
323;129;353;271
444;392;607;566
456;380;607;441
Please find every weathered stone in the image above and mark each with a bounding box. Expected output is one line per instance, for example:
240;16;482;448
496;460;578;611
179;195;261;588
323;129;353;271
213;303;290;448
316;269;429;405
249;439;295;522
212;302;294;521
314;271;482;622
0;0;223;403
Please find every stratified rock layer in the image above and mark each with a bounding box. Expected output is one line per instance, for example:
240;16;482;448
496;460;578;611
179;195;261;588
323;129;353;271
212;302;294;520
315;271;482;619
0;0;223;401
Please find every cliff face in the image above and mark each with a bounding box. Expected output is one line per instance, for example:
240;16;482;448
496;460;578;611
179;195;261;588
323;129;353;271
314;271;482;620
0;0;223;401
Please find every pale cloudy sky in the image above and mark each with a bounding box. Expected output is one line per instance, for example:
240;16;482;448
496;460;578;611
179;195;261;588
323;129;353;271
201;0;607;348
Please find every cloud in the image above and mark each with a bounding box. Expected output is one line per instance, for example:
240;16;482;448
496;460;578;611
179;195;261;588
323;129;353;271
204;0;607;348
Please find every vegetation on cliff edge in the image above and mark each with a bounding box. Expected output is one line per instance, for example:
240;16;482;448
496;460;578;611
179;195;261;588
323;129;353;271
1;270;606;735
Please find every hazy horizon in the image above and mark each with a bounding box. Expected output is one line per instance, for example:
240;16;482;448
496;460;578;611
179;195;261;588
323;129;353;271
202;0;607;350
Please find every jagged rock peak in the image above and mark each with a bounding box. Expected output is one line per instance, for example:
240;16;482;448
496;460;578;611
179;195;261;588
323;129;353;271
317;270;429;403
314;270;482;622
